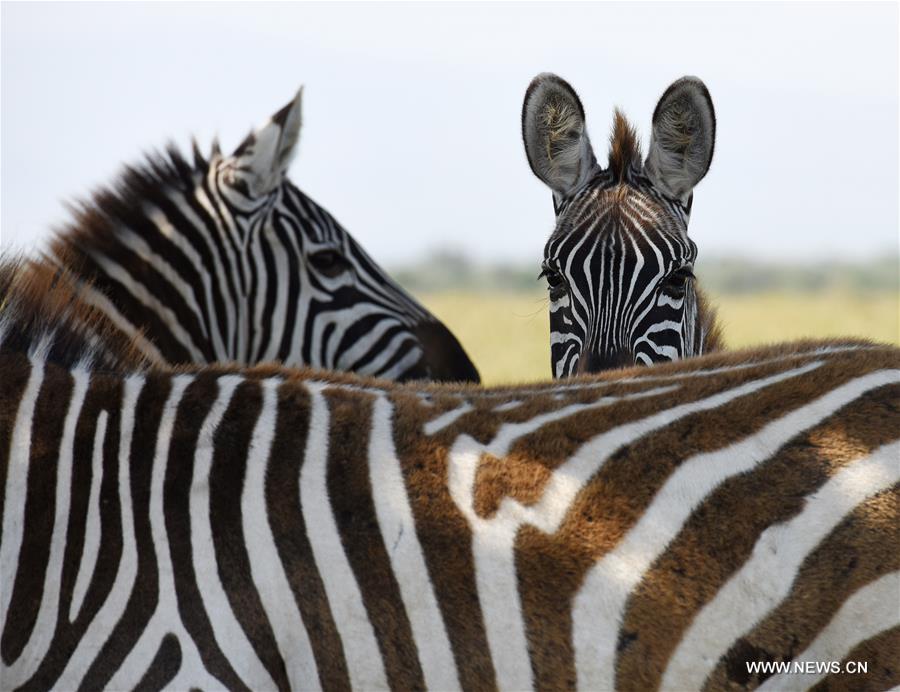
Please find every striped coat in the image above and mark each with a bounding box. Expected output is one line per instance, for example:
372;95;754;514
20;89;479;382
2;339;898;690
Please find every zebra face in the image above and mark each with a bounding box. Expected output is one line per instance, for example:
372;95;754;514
523;74;716;377
202;91;481;382
541;185;700;375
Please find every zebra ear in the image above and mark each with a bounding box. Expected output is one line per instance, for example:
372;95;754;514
522;73;598;200
644;77;715;203
230;87;303;196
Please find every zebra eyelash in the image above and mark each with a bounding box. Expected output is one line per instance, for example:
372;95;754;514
538;266;566;290
537;263;554;281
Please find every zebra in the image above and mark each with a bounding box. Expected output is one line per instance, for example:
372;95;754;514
522;73;724;377
24;88;478;382
2;262;898;690
0;258;156;373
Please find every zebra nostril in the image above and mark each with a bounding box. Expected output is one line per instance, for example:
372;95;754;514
414;321;480;383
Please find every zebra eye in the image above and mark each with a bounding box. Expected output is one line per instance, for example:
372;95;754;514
309;250;348;278
662;267;694;298
539;267;567;299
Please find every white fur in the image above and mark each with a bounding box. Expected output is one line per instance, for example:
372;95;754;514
662;438;900;690
69;409;107;621
644;77;715;202
56;376;143;689
300;384;389;690
232;88;303;197
573;369;900;690
378;343;425;382
369;394;460;689
448;385;682;690
424;402;474;435
190;375;277;689
523;75;597;197
0;359;45;647
242;378;321;690
758;571;900;691
105;376;223;691
0;369;88;684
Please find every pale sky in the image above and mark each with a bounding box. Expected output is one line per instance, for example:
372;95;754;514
2;2;898;267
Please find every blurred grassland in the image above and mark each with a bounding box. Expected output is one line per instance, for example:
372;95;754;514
417;289;900;385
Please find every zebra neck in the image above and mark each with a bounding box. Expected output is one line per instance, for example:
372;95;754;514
46;177;251;367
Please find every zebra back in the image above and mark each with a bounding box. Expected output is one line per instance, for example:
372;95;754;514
2;333;898;690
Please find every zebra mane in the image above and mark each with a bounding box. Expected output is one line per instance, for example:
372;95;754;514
608;109;642;182
0;256;152;371
46;140;217;265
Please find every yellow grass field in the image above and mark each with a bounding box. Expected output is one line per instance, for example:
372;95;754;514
418;290;900;385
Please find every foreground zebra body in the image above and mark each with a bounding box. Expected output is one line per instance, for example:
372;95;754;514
2;336;898;689
30;89;478;382
523;74;723;376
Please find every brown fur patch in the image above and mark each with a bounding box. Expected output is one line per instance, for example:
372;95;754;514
707;485;900;691
696;286;725;354
814;627;900;691
616;382;900;690
608;109;642;181
0;257;151;370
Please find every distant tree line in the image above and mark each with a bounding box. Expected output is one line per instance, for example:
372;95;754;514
392;250;899;295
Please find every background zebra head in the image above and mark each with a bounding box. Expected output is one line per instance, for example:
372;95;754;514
48;90;479;383
522;74;722;377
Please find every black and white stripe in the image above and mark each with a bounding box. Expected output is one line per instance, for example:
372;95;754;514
43;89;478;382
2;328;898;690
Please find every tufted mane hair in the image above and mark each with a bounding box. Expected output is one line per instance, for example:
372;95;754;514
48;140;218;263
0;256;152;371
608;109;642;182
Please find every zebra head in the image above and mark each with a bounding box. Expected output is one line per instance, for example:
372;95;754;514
50;89;479;383
522;74;721;377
